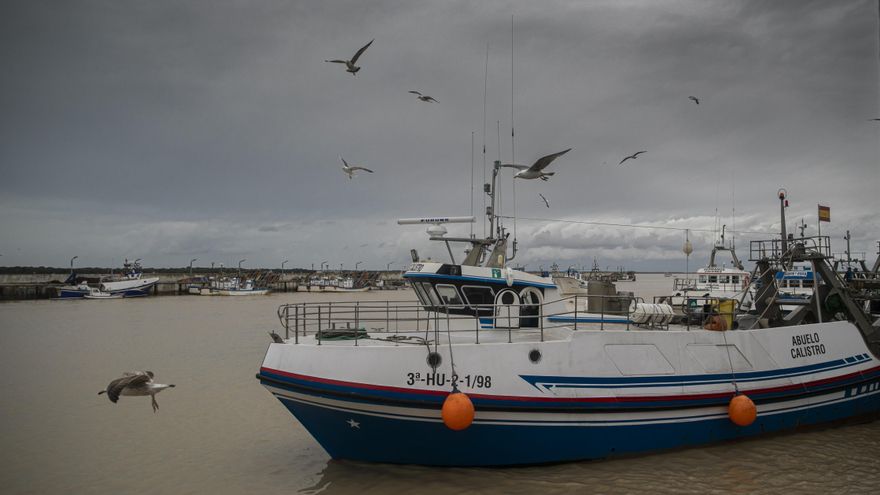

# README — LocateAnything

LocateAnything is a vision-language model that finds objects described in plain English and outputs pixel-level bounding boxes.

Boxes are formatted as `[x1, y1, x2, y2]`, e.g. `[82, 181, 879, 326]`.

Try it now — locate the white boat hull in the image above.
[259, 319, 880, 465]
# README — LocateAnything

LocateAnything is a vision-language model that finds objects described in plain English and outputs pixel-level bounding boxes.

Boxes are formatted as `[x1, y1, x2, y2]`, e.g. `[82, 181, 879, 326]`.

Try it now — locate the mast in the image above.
[778, 189, 789, 258]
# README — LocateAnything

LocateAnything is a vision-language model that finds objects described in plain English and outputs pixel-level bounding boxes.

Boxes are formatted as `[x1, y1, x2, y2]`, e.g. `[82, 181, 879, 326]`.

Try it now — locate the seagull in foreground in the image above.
[408, 90, 438, 103]
[325, 39, 374, 75]
[688, 96, 700, 105]
[538, 193, 550, 208]
[619, 150, 647, 165]
[869, 118, 880, 121]
[98, 371, 175, 413]
[339, 155, 374, 179]
[500, 148, 572, 181]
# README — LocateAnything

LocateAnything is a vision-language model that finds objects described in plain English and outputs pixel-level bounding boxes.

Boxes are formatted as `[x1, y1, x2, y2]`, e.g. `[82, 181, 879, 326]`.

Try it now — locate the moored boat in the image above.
[55, 259, 158, 299]
[198, 276, 269, 296]
[257, 183, 880, 466]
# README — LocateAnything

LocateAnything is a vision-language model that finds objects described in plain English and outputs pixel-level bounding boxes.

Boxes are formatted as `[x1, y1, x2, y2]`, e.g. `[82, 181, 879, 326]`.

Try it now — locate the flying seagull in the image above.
[408, 90, 438, 103]
[869, 118, 880, 121]
[619, 150, 647, 165]
[98, 371, 175, 413]
[325, 39, 374, 75]
[538, 193, 550, 208]
[688, 96, 700, 105]
[339, 155, 374, 179]
[500, 148, 572, 181]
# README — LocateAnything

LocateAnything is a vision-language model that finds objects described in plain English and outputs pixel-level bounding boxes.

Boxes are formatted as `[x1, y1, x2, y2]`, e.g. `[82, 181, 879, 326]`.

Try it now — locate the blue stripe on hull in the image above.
[274, 384, 880, 466]
[261, 363, 880, 410]
[113, 288, 152, 297]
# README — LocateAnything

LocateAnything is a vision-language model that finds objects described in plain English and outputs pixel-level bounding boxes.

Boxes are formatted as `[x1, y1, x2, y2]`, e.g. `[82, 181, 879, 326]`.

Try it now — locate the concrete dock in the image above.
[0, 270, 406, 300]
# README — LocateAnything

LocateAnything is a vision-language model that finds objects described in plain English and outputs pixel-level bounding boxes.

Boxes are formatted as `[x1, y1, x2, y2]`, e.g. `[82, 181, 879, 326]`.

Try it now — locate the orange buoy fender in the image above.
[442, 392, 475, 431]
[728, 394, 757, 426]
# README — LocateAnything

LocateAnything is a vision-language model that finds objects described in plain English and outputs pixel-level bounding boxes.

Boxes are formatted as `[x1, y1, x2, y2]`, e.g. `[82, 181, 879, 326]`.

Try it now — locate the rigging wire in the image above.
[721, 326, 740, 395]
[497, 215, 770, 235]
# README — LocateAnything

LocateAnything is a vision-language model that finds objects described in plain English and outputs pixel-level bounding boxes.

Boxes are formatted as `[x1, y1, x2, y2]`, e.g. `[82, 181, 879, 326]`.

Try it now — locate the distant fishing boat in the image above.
[55, 259, 158, 299]
[195, 276, 269, 296]
[670, 234, 753, 312]
[302, 276, 371, 292]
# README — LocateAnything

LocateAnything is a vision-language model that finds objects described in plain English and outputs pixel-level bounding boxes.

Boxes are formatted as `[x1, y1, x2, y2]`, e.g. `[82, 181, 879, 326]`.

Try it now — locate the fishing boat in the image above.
[670, 232, 753, 310]
[55, 259, 158, 298]
[257, 181, 880, 466]
[771, 263, 817, 311]
[302, 275, 371, 292]
[197, 276, 269, 296]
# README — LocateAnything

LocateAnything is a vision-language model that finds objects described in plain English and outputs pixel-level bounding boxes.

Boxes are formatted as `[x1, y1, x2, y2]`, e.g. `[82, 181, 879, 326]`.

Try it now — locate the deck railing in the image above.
[749, 236, 832, 262]
[273, 293, 742, 345]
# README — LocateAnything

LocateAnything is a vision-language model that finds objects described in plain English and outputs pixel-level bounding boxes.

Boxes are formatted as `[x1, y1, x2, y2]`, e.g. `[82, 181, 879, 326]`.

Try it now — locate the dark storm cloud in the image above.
[0, 0, 877, 269]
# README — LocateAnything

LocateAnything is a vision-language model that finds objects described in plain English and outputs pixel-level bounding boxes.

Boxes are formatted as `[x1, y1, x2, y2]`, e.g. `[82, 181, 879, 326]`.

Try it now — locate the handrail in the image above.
[270, 292, 711, 345]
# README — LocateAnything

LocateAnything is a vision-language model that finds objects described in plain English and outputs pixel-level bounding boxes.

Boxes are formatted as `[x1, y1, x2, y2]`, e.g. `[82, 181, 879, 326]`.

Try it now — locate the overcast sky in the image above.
[1, 0, 878, 271]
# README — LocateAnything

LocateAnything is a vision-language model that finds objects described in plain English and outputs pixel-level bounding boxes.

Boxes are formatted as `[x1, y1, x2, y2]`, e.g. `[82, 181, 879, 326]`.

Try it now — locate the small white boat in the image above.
[83, 289, 124, 300]
[305, 276, 370, 292]
[199, 276, 269, 296]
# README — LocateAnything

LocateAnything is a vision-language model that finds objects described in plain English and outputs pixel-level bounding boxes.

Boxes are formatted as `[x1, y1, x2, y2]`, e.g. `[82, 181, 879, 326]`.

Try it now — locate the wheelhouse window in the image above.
[802, 279, 814, 288]
[461, 285, 495, 310]
[699, 275, 707, 283]
[731, 276, 740, 284]
[419, 282, 442, 307]
[435, 284, 464, 307]
[708, 275, 718, 283]
[411, 281, 430, 306]
[719, 275, 730, 284]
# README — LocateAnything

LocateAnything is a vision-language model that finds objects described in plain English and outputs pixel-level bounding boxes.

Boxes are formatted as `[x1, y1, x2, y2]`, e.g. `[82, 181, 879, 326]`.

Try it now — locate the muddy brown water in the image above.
[1, 275, 878, 494]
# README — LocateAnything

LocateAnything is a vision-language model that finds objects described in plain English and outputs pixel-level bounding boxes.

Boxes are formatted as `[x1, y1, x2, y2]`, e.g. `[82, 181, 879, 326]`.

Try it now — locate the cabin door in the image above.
[494, 289, 520, 329]
[519, 287, 543, 328]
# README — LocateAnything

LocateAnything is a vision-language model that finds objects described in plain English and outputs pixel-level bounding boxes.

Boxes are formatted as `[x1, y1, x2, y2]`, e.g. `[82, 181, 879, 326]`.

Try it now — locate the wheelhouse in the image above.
[404, 262, 553, 328]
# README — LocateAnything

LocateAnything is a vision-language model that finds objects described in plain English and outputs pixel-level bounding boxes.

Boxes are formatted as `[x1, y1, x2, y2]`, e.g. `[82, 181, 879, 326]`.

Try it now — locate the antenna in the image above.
[497, 120, 502, 237]
[470, 131, 475, 238]
[510, 15, 517, 258]
[731, 169, 736, 249]
[511, 14, 515, 166]
[482, 43, 489, 238]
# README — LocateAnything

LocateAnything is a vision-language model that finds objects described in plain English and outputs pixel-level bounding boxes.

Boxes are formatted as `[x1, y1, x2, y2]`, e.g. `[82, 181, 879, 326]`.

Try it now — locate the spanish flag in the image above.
[818, 204, 831, 222]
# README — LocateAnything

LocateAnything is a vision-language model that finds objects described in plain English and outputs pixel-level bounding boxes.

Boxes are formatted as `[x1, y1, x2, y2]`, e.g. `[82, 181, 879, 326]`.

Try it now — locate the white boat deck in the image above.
[273, 321, 734, 347]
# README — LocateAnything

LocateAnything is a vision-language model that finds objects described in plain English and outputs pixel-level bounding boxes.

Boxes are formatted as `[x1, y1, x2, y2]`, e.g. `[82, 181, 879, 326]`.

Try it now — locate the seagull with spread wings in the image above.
[408, 90, 438, 103]
[538, 193, 550, 208]
[500, 148, 572, 181]
[325, 39, 374, 75]
[619, 150, 647, 165]
[688, 96, 700, 105]
[98, 371, 175, 413]
[339, 155, 374, 179]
